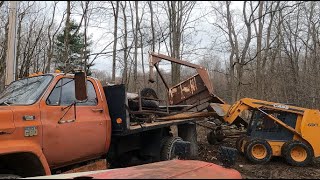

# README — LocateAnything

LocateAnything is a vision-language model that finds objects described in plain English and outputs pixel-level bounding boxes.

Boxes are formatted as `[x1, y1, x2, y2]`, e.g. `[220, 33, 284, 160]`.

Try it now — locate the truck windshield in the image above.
[0, 75, 53, 105]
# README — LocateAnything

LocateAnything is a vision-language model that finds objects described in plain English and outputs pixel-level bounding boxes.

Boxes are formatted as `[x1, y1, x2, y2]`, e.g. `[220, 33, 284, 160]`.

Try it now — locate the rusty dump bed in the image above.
[104, 53, 227, 136]
[148, 52, 225, 112]
[26, 160, 242, 179]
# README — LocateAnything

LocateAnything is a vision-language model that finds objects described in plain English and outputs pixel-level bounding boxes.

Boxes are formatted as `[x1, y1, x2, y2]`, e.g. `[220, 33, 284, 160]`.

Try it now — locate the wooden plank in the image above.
[156, 111, 217, 121]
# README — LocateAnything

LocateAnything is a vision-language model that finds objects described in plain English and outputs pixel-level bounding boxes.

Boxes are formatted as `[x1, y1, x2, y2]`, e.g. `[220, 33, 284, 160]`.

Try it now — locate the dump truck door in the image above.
[11, 105, 42, 146]
[0, 107, 15, 134]
[40, 77, 107, 168]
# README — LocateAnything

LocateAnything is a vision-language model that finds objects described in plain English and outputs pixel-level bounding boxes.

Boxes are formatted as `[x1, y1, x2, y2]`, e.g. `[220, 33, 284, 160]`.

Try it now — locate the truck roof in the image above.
[28, 73, 100, 82]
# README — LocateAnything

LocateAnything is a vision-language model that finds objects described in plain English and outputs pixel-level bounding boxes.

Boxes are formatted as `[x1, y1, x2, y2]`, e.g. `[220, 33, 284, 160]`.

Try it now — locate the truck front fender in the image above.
[0, 140, 51, 176]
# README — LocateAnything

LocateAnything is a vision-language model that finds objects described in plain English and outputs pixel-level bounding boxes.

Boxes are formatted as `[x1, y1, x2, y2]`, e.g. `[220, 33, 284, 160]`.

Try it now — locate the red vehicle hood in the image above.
[26, 159, 242, 179]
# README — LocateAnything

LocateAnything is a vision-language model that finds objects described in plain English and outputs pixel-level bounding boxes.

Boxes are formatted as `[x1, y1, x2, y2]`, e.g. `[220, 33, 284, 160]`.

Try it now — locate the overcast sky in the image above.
[52, 1, 243, 74]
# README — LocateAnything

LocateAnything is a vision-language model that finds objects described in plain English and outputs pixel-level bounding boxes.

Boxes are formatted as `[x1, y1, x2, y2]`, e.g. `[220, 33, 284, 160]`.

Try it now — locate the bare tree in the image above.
[63, 1, 71, 71]
[120, 1, 128, 86]
[133, 1, 139, 92]
[165, 1, 196, 85]
[0, 1, 4, 8]
[45, 1, 65, 73]
[111, 1, 119, 83]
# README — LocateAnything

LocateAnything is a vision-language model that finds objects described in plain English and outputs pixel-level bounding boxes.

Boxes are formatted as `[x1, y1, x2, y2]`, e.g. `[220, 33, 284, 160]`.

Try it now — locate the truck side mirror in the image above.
[74, 71, 88, 101]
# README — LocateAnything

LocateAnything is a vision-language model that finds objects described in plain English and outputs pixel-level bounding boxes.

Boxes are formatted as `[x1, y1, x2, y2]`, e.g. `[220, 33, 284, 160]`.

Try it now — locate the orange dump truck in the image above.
[0, 70, 233, 179]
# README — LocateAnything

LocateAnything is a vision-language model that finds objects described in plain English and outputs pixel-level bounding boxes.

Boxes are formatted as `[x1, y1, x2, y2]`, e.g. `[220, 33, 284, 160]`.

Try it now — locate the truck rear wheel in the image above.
[244, 138, 272, 164]
[160, 136, 183, 161]
[282, 141, 313, 167]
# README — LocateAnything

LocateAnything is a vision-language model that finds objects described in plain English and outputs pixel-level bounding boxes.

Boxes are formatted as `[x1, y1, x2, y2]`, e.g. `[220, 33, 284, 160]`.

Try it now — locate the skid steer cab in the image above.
[210, 98, 320, 167]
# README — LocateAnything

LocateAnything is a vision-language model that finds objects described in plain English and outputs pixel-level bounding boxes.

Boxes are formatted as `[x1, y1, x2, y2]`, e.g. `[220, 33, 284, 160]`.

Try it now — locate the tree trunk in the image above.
[121, 1, 128, 88]
[0, 21, 9, 91]
[133, 1, 139, 92]
[226, 1, 236, 103]
[63, 1, 71, 72]
[255, 1, 264, 99]
[111, 1, 119, 83]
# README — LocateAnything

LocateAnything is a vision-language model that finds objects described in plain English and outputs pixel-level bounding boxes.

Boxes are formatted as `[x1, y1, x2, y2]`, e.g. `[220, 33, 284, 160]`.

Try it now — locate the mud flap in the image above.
[174, 140, 191, 159]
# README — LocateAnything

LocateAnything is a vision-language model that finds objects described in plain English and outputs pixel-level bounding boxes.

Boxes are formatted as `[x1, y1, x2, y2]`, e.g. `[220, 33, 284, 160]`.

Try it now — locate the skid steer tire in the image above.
[282, 141, 314, 167]
[244, 138, 272, 164]
[235, 134, 247, 154]
[160, 136, 183, 161]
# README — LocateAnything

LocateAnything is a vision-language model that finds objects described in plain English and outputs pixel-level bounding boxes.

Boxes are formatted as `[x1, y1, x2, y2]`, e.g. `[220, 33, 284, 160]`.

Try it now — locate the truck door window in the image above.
[60, 78, 76, 105]
[46, 78, 97, 106]
[46, 80, 62, 105]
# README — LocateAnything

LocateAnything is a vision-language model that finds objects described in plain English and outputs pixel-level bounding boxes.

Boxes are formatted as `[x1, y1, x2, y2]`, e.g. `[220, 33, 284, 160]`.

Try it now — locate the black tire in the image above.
[235, 134, 247, 154]
[281, 141, 291, 157]
[141, 99, 159, 108]
[282, 141, 314, 167]
[128, 99, 159, 111]
[141, 88, 158, 99]
[207, 128, 224, 145]
[207, 131, 217, 145]
[160, 136, 183, 161]
[128, 99, 138, 111]
[0, 174, 21, 179]
[244, 138, 272, 164]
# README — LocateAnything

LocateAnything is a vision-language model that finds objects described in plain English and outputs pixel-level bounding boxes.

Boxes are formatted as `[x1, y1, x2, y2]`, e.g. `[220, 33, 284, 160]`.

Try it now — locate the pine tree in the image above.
[53, 20, 93, 75]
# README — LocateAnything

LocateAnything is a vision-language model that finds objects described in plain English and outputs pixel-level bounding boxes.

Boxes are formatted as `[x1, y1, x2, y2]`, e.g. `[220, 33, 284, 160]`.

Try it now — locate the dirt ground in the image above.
[65, 123, 320, 179]
[196, 124, 320, 179]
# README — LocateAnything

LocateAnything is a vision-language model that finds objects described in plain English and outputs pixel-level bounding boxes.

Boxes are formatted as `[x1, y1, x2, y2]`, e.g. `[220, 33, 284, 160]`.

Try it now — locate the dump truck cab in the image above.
[0, 73, 111, 178]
